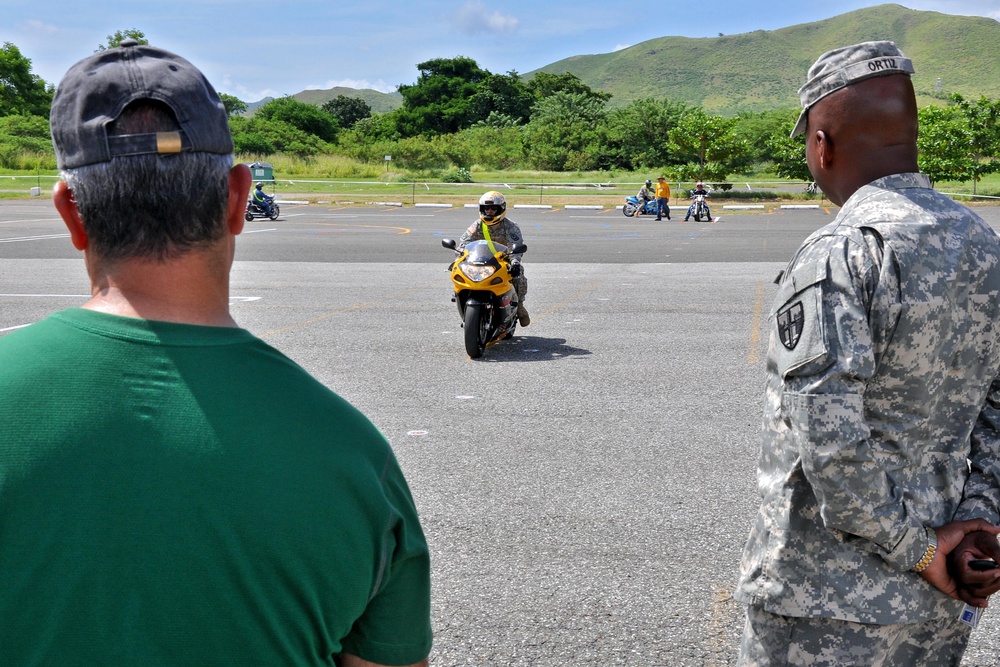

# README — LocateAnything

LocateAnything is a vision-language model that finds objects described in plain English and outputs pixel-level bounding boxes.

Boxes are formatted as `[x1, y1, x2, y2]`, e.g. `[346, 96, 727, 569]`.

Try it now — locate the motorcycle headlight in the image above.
[459, 262, 497, 282]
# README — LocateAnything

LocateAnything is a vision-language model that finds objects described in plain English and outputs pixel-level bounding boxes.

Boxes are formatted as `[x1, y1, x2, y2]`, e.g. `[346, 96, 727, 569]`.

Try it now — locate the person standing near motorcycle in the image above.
[634, 179, 654, 217]
[252, 181, 274, 216]
[655, 175, 671, 221]
[459, 190, 529, 327]
[683, 181, 712, 222]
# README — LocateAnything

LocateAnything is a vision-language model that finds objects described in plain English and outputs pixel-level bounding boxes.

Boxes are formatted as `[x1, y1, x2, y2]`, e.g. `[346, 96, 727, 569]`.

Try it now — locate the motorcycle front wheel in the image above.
[622, 203, 636, 217]
[464, 302, 488, 359]
[269, 204, 280, 221]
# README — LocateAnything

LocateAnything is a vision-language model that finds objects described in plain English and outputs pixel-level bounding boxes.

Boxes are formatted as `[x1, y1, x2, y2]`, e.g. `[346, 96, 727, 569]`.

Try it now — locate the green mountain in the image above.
[529, 4, 1000, 112]
[248, 88, 402, 114]
[291, 87, 402, 113]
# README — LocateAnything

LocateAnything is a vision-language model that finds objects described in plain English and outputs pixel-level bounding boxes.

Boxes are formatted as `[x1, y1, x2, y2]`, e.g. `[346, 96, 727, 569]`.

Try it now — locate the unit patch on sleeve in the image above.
[777, 301, 805, 350]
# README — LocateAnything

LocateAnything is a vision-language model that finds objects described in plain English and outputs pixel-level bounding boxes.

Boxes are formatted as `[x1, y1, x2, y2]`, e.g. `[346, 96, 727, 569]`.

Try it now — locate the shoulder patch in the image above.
[777, 302, 805, 350]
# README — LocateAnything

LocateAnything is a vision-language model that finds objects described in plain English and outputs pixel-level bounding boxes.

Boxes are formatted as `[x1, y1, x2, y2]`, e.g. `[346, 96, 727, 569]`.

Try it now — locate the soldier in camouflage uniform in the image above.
[459, 190, 529, 326]
[735, 41, 1000, 666]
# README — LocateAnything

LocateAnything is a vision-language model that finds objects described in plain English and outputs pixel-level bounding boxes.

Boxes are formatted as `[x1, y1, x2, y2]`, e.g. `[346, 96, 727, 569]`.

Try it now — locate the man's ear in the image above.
[53, 181, 88, 251]
[814, 129, 833, 170]
[226, 162, 252, 235]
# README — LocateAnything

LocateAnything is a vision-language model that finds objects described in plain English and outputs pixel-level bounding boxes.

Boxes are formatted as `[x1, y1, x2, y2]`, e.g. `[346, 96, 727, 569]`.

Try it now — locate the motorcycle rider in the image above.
[683, 181, 712, 222]
[634, 179, 653, 217]
[251, 182, 274, 216]
[459, 191, 529, 327]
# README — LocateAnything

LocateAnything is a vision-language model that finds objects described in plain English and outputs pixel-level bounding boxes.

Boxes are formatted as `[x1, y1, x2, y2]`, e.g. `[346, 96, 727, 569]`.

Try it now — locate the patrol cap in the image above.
[791, 40, 914, 138]
[50, 39, 233, 169]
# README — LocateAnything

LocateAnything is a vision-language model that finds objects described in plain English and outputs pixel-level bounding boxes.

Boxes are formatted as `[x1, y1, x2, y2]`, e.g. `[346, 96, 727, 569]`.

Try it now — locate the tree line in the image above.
[2, 42, 999, 190]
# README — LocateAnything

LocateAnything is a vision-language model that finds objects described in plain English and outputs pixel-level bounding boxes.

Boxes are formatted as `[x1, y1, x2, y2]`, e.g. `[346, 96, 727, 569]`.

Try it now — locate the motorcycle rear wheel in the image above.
[464, 303, 488, 359]
[244, 211, 254, 222]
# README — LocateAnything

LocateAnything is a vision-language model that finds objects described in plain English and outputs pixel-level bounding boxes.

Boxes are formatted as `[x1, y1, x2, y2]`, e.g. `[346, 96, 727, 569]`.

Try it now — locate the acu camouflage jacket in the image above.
[736, 173, 1000, 624]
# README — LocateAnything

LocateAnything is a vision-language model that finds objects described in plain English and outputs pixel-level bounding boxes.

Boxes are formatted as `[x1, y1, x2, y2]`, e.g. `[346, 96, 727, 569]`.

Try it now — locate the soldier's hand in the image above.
[919, 520, 1000, 604]
[949, 530, 1000, 607]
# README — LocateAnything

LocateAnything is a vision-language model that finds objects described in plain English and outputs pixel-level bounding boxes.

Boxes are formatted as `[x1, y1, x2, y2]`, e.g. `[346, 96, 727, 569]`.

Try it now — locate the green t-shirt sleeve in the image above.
[340, 455, 432, 665]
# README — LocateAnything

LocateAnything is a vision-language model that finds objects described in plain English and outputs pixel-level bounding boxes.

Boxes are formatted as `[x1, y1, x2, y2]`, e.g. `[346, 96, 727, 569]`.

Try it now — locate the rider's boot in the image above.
[517, 303, 530, 327]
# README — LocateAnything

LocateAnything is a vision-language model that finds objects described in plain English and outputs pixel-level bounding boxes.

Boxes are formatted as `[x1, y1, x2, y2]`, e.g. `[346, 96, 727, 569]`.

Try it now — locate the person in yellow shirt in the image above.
[655, 176, 671, 221]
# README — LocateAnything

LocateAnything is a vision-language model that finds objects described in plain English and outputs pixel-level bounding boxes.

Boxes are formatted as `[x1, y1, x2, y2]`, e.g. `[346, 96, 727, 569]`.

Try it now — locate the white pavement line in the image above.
[780, 204, 821, 209]
[0, 293, 90, 298]
[414, 203, 453, 208]
[0, 233, 70, 243]
[245, 228, 277, 234]
[723, 205, 765, 210]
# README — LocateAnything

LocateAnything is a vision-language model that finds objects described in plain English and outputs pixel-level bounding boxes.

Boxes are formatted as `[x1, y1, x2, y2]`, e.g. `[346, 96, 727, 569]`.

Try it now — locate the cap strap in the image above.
[107, 130, 188, 158]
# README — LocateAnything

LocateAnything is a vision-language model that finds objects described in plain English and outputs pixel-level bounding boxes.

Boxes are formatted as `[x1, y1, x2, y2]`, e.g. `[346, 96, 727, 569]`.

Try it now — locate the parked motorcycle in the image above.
[622, 195, 658, 217]
[442, 238, 527, 359]
[689, 192, 710, 222]
[245, 199, 280, 221]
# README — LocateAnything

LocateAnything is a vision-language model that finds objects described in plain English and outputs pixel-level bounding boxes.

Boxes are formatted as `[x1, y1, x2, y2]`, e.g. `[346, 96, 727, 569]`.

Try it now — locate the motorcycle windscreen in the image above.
[465, 239, 507, 263]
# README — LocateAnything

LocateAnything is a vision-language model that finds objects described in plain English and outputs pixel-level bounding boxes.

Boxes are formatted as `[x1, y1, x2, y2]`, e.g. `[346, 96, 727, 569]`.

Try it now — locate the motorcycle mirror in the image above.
[441, 239, 457, 250]
[511, 243, 527, 254]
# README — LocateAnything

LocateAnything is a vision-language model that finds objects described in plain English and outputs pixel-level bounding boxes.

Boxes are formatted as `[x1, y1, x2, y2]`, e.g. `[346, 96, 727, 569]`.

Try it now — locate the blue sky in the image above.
[5, 1, 1000, 103]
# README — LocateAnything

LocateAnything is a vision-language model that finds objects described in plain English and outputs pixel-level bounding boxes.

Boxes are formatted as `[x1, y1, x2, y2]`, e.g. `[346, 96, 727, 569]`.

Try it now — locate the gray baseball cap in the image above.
[791, 40, 914, 138]
[50, 39, 233, 170]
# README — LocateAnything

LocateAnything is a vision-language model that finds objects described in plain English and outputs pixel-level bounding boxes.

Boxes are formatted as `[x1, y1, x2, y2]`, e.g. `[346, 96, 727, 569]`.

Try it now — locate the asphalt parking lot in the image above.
[4, 199, 1000, 666]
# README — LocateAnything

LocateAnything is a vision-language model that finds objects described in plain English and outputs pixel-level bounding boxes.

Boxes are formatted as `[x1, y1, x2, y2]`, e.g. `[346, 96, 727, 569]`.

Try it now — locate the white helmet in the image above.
[479, 191, 507, 226]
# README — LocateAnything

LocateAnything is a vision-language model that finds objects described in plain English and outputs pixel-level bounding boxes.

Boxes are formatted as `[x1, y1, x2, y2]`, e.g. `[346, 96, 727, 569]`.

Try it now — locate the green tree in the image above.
[96, 29, 148, 51]
[219, 93, 248, 117]
[229, 115, 330, 158]
[321, 95, 371, 129]
[469, 71, 534, 125]
[734, 109, 798, 166]
[949, 94, 1000, 194]
[667, 108, 750, 182]
[0, 43, 53, 117]
[524, 72, 611, 105]
[917, 104, 973, 185]
[395, 56, 489, 136]
[761, 109, 812, 183]
[599, 98, 688, 170]
[523, 91, 607, 171]
[254, 96, 338, 143]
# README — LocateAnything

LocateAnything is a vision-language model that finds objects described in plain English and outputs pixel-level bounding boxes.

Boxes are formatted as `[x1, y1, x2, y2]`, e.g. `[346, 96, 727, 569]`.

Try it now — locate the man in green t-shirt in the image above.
[0, 40, 431, 666]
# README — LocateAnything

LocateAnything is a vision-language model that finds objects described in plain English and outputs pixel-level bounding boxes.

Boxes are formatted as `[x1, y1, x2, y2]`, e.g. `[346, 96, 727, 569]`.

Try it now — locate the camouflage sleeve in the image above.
[458, 221, 481, 249]
[505, 220, 524, 262]
[774, 232, 926, 571]
[956, 374, 1000, 524]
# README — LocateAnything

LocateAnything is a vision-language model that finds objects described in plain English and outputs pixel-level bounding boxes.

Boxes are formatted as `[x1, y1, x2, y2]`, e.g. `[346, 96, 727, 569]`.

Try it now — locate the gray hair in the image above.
[61, 100, 233, 262]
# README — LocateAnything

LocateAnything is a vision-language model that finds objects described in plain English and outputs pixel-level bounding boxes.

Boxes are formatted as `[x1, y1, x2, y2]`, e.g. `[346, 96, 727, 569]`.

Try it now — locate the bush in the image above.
[442, 167, 474, 183]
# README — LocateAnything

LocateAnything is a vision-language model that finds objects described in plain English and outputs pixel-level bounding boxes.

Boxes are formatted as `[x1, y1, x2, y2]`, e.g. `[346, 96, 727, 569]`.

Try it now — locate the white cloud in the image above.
[613, 43, 631, 51]
[22, 19, 60, 34]
[454, 0, 520, 34]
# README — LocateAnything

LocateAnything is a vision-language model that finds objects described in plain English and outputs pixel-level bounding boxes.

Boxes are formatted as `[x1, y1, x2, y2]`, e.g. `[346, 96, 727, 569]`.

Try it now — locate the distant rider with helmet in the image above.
[684, 181, 712, 222]
[251, 182, 274, 217]
[634, 179, 654, 217]
[459, 191, 529, 327]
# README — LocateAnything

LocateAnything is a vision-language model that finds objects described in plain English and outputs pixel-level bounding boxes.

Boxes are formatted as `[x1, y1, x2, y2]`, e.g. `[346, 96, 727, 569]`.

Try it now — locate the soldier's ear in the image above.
[814, 130, 833, 170]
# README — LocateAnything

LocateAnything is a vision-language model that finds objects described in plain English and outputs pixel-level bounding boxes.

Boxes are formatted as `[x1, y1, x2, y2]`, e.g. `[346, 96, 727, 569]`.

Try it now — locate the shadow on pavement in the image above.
[474, 335, 592, 362]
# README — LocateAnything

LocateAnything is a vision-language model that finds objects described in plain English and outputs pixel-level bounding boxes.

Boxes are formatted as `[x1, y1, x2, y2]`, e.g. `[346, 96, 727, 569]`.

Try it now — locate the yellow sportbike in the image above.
[442, 238, 527, 359]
